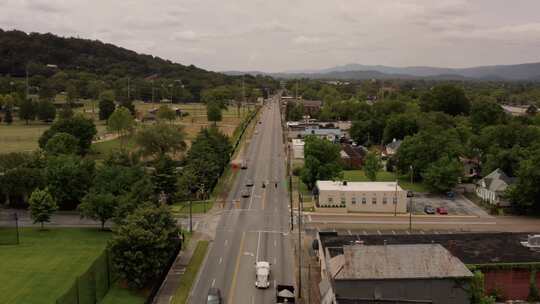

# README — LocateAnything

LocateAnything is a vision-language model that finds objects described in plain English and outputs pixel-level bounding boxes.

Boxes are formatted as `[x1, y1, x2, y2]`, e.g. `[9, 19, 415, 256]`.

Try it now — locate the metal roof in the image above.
[329, 244, 472, 280]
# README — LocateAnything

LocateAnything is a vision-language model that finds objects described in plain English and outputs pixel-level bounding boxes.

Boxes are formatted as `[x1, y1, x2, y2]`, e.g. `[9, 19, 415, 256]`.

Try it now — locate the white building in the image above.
[476, 168, 515, 207]
[292, 139, 305, 159]
[315, 180, 407, 213]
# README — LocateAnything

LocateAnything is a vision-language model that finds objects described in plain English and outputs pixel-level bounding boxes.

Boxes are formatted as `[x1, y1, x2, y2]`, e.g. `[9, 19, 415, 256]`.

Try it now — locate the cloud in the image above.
[171, 30, 200, 42]
[293, 35, 323, 45]
[24, 0, 66, 13]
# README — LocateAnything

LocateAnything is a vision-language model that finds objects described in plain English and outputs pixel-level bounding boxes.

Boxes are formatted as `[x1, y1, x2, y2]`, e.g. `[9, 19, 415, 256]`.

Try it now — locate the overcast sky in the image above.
[2, 0, 540, 72]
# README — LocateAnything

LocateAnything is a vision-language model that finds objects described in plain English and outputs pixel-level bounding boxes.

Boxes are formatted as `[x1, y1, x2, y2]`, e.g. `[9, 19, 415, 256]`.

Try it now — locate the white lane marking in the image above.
[211, 279, 216, 287]
[224, 239, 228, 246]
[274, 240, 277, 247]
[218, 257, 222, 264]
[256, 231, 261, 262]
[392, 230, 396, 235]
[406, 230, 411, 235]
[347, 230, 352, 235]
[273, 280, 276, 289]
[248, 186, 256, 210]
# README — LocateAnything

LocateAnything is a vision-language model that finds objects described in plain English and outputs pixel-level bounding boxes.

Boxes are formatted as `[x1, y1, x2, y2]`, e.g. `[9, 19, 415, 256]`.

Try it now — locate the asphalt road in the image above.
[190, 96, 294, 304]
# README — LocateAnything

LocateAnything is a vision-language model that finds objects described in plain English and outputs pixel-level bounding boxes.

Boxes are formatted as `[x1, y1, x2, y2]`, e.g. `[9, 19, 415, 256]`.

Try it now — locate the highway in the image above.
[190, 96, 294, 304]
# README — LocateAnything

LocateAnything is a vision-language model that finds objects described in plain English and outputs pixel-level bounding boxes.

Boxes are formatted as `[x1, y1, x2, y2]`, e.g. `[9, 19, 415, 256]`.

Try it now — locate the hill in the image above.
[0, 29, 275, 101]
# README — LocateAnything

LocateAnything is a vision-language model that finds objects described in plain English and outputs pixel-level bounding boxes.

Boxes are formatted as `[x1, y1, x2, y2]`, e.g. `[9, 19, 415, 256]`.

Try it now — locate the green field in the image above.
[99, 283, 145, 304]
[0, 228, 111, 304]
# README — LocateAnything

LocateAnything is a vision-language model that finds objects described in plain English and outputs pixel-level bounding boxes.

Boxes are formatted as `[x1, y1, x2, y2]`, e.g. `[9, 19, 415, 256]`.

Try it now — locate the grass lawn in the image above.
[99, 283, 145, 304]
[171, 201, 214, 216]
[343, 170, 430, 193]
[171, 241, 209, 304]
[0, 120, 107, 154]
[0, 228, 111, 304]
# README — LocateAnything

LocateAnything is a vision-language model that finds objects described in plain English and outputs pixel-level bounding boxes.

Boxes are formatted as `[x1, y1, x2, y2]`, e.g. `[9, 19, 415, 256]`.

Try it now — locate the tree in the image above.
[4, 107, 13, 124]
[39, 115, 97, 155]
[99, 90, 116, 120]
[66, 84, 78, 103]
[363, 152, 383, 181]
[107, 106, 134, 148]
[109, 204, 178, 288]
[421, 85, 470, 116]
[28, 188, 58, 229]
[156, 105, 176, 122]
[119, 99, 136, 116]
[19, 98, 35, 124]
[135, 123, 186, 159]
[58, 104, 74, 120]
[44, 132, 79, 155]
[45, 155, 95, 210]
[36, 100, 56, 122]
[79, 191, 116, 230]
[470, 99, 506, 131]
[507, 148, 540, 214]
[207, 101, 222, 125]
[422, 156, 463, 193]
[301, 136, 342, 189]
[383, 113, 419, 143]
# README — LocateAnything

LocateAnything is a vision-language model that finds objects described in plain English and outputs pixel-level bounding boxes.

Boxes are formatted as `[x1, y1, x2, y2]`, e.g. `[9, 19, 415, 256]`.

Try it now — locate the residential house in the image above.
[341, 144, 367, 169]
[315, 181, 407, 213]
[384, 138, 402, 157]
[475, 168, 515, 206]
[317, 239, 472, 304]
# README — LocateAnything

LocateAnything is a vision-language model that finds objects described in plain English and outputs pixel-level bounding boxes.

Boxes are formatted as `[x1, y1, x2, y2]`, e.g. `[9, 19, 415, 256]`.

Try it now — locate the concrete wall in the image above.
[334, 278, 470, 304]
[317, 189, 407, 213]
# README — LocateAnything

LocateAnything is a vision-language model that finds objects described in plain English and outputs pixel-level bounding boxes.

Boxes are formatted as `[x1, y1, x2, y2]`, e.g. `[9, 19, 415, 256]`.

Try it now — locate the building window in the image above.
[351, 197, 356, 205]
[383, 197, 388, 205]
[372, 197, 377, 204]
[393, 197, 397, 204]
[362, 197, 367, 204]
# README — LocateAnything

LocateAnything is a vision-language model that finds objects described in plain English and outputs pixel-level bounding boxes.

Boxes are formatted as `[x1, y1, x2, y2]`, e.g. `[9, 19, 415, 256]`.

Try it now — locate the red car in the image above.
[436, 207, 448, 215]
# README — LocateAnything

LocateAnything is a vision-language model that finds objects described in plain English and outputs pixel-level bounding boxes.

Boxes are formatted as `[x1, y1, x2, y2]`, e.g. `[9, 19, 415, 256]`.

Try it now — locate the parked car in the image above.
[241, 189, 250, 198]
[424, 205, 435, 214]
[245, 179, 254, 187]
[207, 288, 222, 304]
[255, 261, 271, 288]
[436, 207, 448, 215]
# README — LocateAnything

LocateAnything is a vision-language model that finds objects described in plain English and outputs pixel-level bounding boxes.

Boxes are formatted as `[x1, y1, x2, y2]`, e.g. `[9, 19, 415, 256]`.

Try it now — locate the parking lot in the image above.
[410, 192, 491, 218]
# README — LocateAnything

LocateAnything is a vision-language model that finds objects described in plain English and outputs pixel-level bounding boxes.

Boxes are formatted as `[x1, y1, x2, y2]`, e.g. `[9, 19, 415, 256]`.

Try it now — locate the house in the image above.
[315, 181, 407, 213]
[317, 238, 472, 304]
[300, 99, 322, 116]
[384, 138, 402, 157]
[476, 168, 515, 206]
[501, 104, 538, 117]
[318, 232, 540, 302]
[291, 139, 304, 159]
[459, 156, 481, 179]
[341, 144, 367, 169]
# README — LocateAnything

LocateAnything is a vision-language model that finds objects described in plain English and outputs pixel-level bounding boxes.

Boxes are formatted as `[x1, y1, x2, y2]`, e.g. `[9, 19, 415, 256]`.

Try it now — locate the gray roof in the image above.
[329, 244, 472, 280]
[386, 140, 402, 150]
[478, 168, 515, 193]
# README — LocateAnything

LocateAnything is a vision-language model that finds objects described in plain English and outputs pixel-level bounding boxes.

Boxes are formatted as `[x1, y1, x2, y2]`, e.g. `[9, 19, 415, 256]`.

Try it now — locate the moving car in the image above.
[245, 179, 254, 187]
[207, 288, 221, 304]
[255, 261, 271, 288]
[276, 284, 295, 303]
[436, 207, 448, 215]
[424, 205, 435, 214]
[241, 160, 248, 169]
[241, 189, 250, 198]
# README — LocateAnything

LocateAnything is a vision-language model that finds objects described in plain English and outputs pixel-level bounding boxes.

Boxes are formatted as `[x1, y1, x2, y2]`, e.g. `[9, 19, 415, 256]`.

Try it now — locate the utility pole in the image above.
[152, 80, 155, 103]
[127, 77, 130, 101]
[189, 200, 193, 233]
[409, 196, 413, 232]
[298, 192, 303, 300]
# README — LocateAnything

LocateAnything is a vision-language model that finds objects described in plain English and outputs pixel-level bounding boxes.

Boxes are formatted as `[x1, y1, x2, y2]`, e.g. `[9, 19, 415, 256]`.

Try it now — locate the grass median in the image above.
[172, 241, 209, 304]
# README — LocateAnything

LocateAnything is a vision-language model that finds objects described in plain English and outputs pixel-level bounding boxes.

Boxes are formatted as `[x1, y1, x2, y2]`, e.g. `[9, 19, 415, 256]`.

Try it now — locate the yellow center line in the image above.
[227, 231, 246, 304]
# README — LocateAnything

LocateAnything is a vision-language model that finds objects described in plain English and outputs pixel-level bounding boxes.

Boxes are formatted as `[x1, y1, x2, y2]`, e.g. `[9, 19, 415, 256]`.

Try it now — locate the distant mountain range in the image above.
[224, 62, 540, 81]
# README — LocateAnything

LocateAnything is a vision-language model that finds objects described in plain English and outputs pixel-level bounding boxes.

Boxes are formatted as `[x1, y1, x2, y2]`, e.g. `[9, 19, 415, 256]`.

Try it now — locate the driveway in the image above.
[411, 192, 491, 218]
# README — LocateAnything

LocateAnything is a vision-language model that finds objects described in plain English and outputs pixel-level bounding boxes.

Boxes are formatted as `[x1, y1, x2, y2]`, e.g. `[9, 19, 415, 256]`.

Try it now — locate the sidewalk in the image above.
[153, 232, 203, 304]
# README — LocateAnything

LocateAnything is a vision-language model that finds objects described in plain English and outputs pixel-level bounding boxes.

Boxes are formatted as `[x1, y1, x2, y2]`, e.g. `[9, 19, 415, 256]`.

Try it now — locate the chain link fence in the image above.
[56, 250, 116, 304]
[0, 212, 19, 245]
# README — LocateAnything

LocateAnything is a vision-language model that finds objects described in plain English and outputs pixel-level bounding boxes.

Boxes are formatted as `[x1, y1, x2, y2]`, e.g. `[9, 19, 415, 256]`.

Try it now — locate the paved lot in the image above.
[411, 192, 491, 217]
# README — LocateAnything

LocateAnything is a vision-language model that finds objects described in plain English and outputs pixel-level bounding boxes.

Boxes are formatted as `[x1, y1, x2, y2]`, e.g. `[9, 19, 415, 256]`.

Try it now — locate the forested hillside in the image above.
[0, 29, 276, 102]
